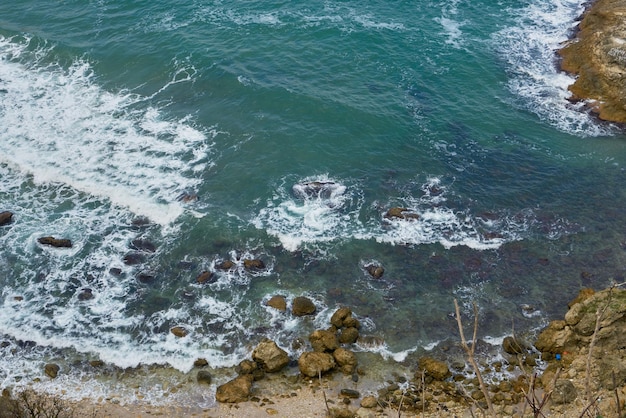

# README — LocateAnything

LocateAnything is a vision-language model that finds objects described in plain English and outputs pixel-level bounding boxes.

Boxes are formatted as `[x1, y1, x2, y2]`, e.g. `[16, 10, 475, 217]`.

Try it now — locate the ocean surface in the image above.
[2, 0, 626, 406]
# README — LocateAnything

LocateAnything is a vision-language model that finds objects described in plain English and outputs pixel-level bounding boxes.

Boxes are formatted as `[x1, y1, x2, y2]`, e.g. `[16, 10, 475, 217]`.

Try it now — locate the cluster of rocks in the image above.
[211, 306, 362, 404]
[559, 0, 626, 123]
[2, 210, 73, 248]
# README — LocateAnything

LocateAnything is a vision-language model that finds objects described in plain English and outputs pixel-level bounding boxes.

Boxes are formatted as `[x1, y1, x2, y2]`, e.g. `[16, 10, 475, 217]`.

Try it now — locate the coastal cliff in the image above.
[559, 0, 626, 123]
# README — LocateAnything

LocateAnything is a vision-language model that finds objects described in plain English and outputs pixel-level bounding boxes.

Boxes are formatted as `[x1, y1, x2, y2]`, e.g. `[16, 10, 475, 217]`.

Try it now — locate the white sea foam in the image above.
[0, 35, 212, 226]
[494, 0, 617, 136]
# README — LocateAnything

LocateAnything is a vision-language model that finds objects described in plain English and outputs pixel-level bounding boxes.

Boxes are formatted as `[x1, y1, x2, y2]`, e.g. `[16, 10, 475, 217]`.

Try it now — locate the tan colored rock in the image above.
[215, 375, 254, 403]
[419, 357, 451, 381]
[292, 296, 316, 316]
[309, 329, 339, 352]
[298, 351, 335, 377]
[170, 326, 188, 338]
[252, 339, 290, 373]
[266, 295, 287, 311]
[338, 327, 359, 344]
[44, 363, 60, 379]
[333, 347, 358, 374]
[330, 307, 352, 328]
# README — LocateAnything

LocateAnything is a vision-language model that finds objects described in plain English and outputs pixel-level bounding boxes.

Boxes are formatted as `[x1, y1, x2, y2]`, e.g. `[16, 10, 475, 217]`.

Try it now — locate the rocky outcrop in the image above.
[418, 356, 451, 381]
[292, 296, 316, 316]
[215, 374, 254, 403]
[0, 211, 13, 226]
[534, 287, 626, 392]
[266, 295, 287, 311]
[309, 329, 339, 353]
[298, 351, 336, 377]
[251, 339, 289, 373]
[384, 207, 419, 220]
[559, 0, 626, 123]
[38, 236, 72, 248]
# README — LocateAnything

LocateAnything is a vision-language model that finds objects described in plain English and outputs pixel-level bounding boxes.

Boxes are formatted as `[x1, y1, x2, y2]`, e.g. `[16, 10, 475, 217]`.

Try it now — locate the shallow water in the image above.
[1, 0, 626, 404]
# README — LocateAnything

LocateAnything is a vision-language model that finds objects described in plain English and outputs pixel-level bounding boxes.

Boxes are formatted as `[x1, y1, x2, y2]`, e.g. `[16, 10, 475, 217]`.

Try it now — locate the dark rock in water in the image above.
[130, 239, 157, 253]
[298, 351, 335, 377]
[77, 288, 94, 301]
[292, 296, 316, 316]
[293, 181, 339, 199]
[196, 271, 216, 285]
[216, 260, 235, 270]
[123, 252, 146, 265]
[136, 272, 156, 283]
[309, 329, 339, 353]
[365, 264, 384, 279]
[243, 259, 265, 270]
[266, 295, 287, 311]
[38, 236, 72, 248]
[131, 217, 151, 228]
[384, 207, 419, 220]
[252, 339, 290, 373]
[197, 370, 212, 385]
[194, 358, 208, 368]
[177, 192, 198, 203]
[0, 211, 13, 226]
[171, 326, 188, 338]
[215, 374, 254, 403]
[109, 267, 123, 277]
[89, 360, 104, 367]
[44, 363, 60, 379]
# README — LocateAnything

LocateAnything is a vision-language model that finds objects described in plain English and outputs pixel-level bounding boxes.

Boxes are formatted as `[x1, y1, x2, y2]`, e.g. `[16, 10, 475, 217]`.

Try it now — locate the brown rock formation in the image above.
[251, 339, 290, 373]
[215, 374, 254, 403]
[559, 0, 626, 122]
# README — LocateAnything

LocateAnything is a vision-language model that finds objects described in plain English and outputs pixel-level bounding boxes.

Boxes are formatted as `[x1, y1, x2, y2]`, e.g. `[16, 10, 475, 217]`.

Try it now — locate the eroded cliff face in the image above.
[559, 0, 626, 123]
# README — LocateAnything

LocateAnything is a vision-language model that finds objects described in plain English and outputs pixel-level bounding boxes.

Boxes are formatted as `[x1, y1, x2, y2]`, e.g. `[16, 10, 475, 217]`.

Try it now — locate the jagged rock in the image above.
[333, 348, 358, 374]
[38, 236, 72, 248]
[266, 295, 287, 311]
[123, 252, 146, 265]
[197, 370, 212, 385]
[252, 339, 290, 373]
[298, 351, 335, 377]
[384, 207, 419, 220]
[215, 374, 254, 403]
[130, 239, 156, 253]
[419, 357, 451, 381]
[331, 307, 352, 328]
[309, 329, 339, 353]
[551, 379, 577, 404]
[196, 271, 216, 285]
[44, 363, 60, 379]
[343, 316, 360, 329]
[236, 359, 265, 381]
[365, 264, 384, 279]
[170, 326, 188, 338]
[568, 288, 595, 308]
[215, 260, 235, 270]
[338, 327, 359, 344]
[292, 296, 316, 316]
[0, 211, 13, 226]
[243, 259, 265, 270]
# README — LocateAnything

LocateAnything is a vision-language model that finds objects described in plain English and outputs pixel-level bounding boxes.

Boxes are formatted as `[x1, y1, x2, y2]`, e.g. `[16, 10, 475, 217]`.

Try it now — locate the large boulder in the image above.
[333, 348, 358, 374]
[266, 295, 287, 311]
[292, 296, 316, 316]
[38, 236, 72, 248]
[309, 329, 339, 353]
[251, 339, 290, 373]
[0, 211, 13, 226]
[338, 327, 359, 344]
[298, 351, 335, 377]
[330, 307, 352, 328]
[215, 374, 254, 403]
[44, 363, 60, 379]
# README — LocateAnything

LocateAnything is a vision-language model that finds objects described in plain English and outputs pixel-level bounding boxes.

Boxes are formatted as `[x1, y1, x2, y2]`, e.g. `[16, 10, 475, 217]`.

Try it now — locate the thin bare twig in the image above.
[454, 299, 497, 418]
[614, 371, 623, 418]
[585, 287, 613, 402]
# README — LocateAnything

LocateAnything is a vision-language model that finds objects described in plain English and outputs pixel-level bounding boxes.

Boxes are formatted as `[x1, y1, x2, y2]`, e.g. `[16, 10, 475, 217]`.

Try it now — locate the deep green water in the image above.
[2, 0, 626, 402]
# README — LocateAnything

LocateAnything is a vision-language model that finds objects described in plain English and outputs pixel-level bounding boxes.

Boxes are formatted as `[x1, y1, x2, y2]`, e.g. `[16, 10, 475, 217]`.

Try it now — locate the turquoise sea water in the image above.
[2, 0, 626, 404]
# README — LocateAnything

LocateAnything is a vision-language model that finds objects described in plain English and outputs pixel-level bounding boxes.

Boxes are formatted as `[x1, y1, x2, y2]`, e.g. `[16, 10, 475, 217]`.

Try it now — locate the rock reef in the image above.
[559, 0, 626, 123]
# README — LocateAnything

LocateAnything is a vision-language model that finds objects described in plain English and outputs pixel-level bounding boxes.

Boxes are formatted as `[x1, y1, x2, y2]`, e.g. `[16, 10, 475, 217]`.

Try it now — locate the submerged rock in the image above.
[243, 259, 265, 270]
[384, 207, 419, 220]
[196, 271, 216, 285]
[0, 211, 13, 226]
[38, 236, 72, 248]
[365, 264, 384, 279]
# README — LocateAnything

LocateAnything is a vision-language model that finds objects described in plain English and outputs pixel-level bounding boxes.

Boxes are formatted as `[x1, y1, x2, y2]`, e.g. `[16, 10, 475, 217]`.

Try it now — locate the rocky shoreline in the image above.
[1, 285, 625, 417]
[559, 0, 626, 123]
